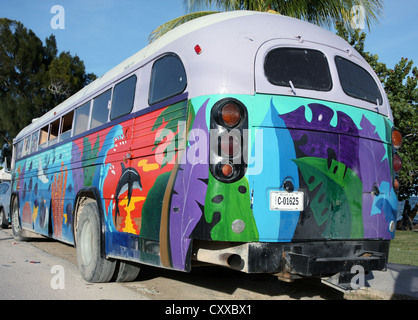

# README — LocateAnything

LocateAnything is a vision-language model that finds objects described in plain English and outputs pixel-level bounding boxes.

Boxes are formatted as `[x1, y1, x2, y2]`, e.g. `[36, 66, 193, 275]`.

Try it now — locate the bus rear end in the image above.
[189, 34, 400, 290]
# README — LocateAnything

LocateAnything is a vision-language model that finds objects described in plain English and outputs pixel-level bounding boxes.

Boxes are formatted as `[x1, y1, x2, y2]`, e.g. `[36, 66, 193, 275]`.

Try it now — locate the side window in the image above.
[149, 54, 187, 105]
[91, 90, 111, 129]
[264, 48, 332, 91]
[48, 118, 60, 146]
[60, 110, 74, 142]
[30, 131, 39, 153]
[73, 101, 91, 136]
[335, 56, 383, 105]
[111, 75, 136, 120]
[39, 125, 49, 149]
[16, 140, 23, 159]
[22, 137, 31, 157]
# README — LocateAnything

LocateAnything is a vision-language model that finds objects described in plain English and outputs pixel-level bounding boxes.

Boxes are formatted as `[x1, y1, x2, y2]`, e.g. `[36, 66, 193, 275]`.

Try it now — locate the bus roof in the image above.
[15, 11, 389, 141]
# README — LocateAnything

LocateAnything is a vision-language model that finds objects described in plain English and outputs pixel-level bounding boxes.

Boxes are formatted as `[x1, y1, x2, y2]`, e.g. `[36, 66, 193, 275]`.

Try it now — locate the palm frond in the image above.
[148, 11, 219, 43]
[149, 0, 384, 43]
[270, 0, 383, 31]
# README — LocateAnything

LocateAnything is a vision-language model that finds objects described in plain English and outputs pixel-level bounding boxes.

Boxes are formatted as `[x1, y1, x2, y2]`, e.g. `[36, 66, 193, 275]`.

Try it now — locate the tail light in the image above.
[220, 102, 242, 127]
[210, 99, 248, 183]
[393, 153, 402, 173]
[392, 130, 402, 149]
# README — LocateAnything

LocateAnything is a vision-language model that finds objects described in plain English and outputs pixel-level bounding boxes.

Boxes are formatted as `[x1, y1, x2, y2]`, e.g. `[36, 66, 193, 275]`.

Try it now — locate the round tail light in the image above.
[392, 130, 403, 149]
[393, 178, 400, 190]
[220, 133, 240, 157]
[221, 163, 234, 177]
[393, 153, 402, 173]
[220, 102, 241, 128]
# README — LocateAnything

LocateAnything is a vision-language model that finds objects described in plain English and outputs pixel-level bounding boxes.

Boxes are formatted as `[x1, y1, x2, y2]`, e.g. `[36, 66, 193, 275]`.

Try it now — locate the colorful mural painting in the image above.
[13, 92, 397, 272]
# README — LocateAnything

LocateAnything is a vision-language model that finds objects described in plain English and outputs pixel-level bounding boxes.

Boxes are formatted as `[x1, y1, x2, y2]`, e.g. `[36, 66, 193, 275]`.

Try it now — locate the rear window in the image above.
[335, 56, 382, 105]
[264, 48, 332, 91]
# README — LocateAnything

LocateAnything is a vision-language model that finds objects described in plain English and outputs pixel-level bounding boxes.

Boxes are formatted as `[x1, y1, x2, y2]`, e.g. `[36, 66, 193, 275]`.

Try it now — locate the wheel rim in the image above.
[0, 209, 3, 226]
[80, 219, 93, 267]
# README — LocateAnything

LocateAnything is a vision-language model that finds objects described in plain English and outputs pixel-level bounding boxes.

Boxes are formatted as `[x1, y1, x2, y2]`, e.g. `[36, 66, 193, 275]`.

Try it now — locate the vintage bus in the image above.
[11, 11, 402, 289]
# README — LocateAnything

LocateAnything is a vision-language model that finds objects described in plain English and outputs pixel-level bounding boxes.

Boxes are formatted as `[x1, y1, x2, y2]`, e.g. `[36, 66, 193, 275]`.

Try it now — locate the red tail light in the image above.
[220, 102, 242, 128]
[210, 98, 248, 183]
[392, 130, 402, 149]
[220, 133, 240, 157]
[393, 153, 402, 173]
[221, 163, 234, 177]
[393, 178, 400, 190]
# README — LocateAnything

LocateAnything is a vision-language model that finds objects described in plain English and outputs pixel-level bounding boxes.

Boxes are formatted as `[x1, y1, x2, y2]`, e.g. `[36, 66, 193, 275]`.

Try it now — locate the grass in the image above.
[388, 229, 418, 266]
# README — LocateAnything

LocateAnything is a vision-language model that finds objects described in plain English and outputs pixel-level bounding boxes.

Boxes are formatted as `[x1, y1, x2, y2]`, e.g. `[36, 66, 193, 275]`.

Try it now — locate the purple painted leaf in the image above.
[169, 99, 210, 270]
[280, 103, 361, 177]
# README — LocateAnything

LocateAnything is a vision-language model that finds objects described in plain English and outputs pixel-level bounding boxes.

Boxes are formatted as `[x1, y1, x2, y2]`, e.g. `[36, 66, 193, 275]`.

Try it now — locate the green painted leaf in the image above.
[293, 157, 363, 239]
[204, 174, 259, 242]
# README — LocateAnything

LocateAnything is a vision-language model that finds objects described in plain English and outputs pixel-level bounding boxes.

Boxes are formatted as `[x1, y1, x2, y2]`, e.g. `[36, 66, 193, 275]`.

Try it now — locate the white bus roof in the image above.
[15, 10, 390, 141]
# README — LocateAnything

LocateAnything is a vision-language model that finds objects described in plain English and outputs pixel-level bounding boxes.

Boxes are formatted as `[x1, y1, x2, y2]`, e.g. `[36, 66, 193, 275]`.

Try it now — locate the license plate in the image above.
[269, 191, 304, 211]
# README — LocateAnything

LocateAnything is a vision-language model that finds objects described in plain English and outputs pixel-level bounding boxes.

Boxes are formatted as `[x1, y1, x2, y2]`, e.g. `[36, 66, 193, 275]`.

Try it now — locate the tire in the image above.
[0, 208, 8, 229]
[11, 196, 29, 241]
[76, 202, 116, 283]
[114, 261, 141, 282]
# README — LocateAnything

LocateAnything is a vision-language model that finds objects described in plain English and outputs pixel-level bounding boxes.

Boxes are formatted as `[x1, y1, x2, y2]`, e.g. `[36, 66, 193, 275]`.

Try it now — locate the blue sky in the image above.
[1, 0, 417, 77]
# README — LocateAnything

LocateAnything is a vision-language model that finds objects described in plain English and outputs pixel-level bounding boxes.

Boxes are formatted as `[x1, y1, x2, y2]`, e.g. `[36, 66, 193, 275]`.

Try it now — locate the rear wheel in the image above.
[76, 202, 116, 283]
[114, 261, 141, 282]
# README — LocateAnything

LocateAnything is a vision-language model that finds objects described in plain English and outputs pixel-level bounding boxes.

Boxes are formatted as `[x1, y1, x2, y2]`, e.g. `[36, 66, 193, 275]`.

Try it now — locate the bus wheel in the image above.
[114, 261, 141, 282]
[11, 196, 29, 241]
[76, 202, 116, 283]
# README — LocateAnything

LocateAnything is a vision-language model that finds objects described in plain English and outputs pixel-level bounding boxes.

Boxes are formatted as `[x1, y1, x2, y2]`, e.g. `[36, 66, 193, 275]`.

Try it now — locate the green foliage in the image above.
[336, 24, 418, 199]
[0, 18, 96, 150]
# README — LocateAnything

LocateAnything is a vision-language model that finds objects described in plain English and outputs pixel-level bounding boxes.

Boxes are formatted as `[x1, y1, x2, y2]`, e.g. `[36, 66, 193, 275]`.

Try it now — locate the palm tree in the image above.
[149, 0, 383, 42]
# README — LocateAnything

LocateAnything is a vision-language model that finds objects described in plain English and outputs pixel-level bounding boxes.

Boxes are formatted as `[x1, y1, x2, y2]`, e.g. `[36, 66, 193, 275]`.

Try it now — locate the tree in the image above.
[336, 24, 418, 200]
[47, 51, 96, 105]
[149, 0, 384, 42]
[0, 18, 96, 163]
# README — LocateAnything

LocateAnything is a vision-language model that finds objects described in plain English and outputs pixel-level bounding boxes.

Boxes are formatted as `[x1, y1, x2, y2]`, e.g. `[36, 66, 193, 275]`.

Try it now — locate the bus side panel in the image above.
[102, 100, 189, 269]
[14, 141, 77, 243]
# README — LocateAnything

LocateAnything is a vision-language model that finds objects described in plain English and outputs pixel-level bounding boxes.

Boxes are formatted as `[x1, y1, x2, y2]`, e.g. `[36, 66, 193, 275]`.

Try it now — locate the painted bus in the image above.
[11, 11, 402, 288]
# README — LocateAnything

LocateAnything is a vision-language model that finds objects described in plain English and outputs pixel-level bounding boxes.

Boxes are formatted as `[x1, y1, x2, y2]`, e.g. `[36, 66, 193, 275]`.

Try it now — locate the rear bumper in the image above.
[192, 239, 389, 276]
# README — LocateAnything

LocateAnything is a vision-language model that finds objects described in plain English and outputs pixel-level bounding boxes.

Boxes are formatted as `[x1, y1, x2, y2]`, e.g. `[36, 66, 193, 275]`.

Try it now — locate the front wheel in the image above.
[76, 202, 116, 283]
[0, 208, 8, 229]
[11, 196, 29, 241]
